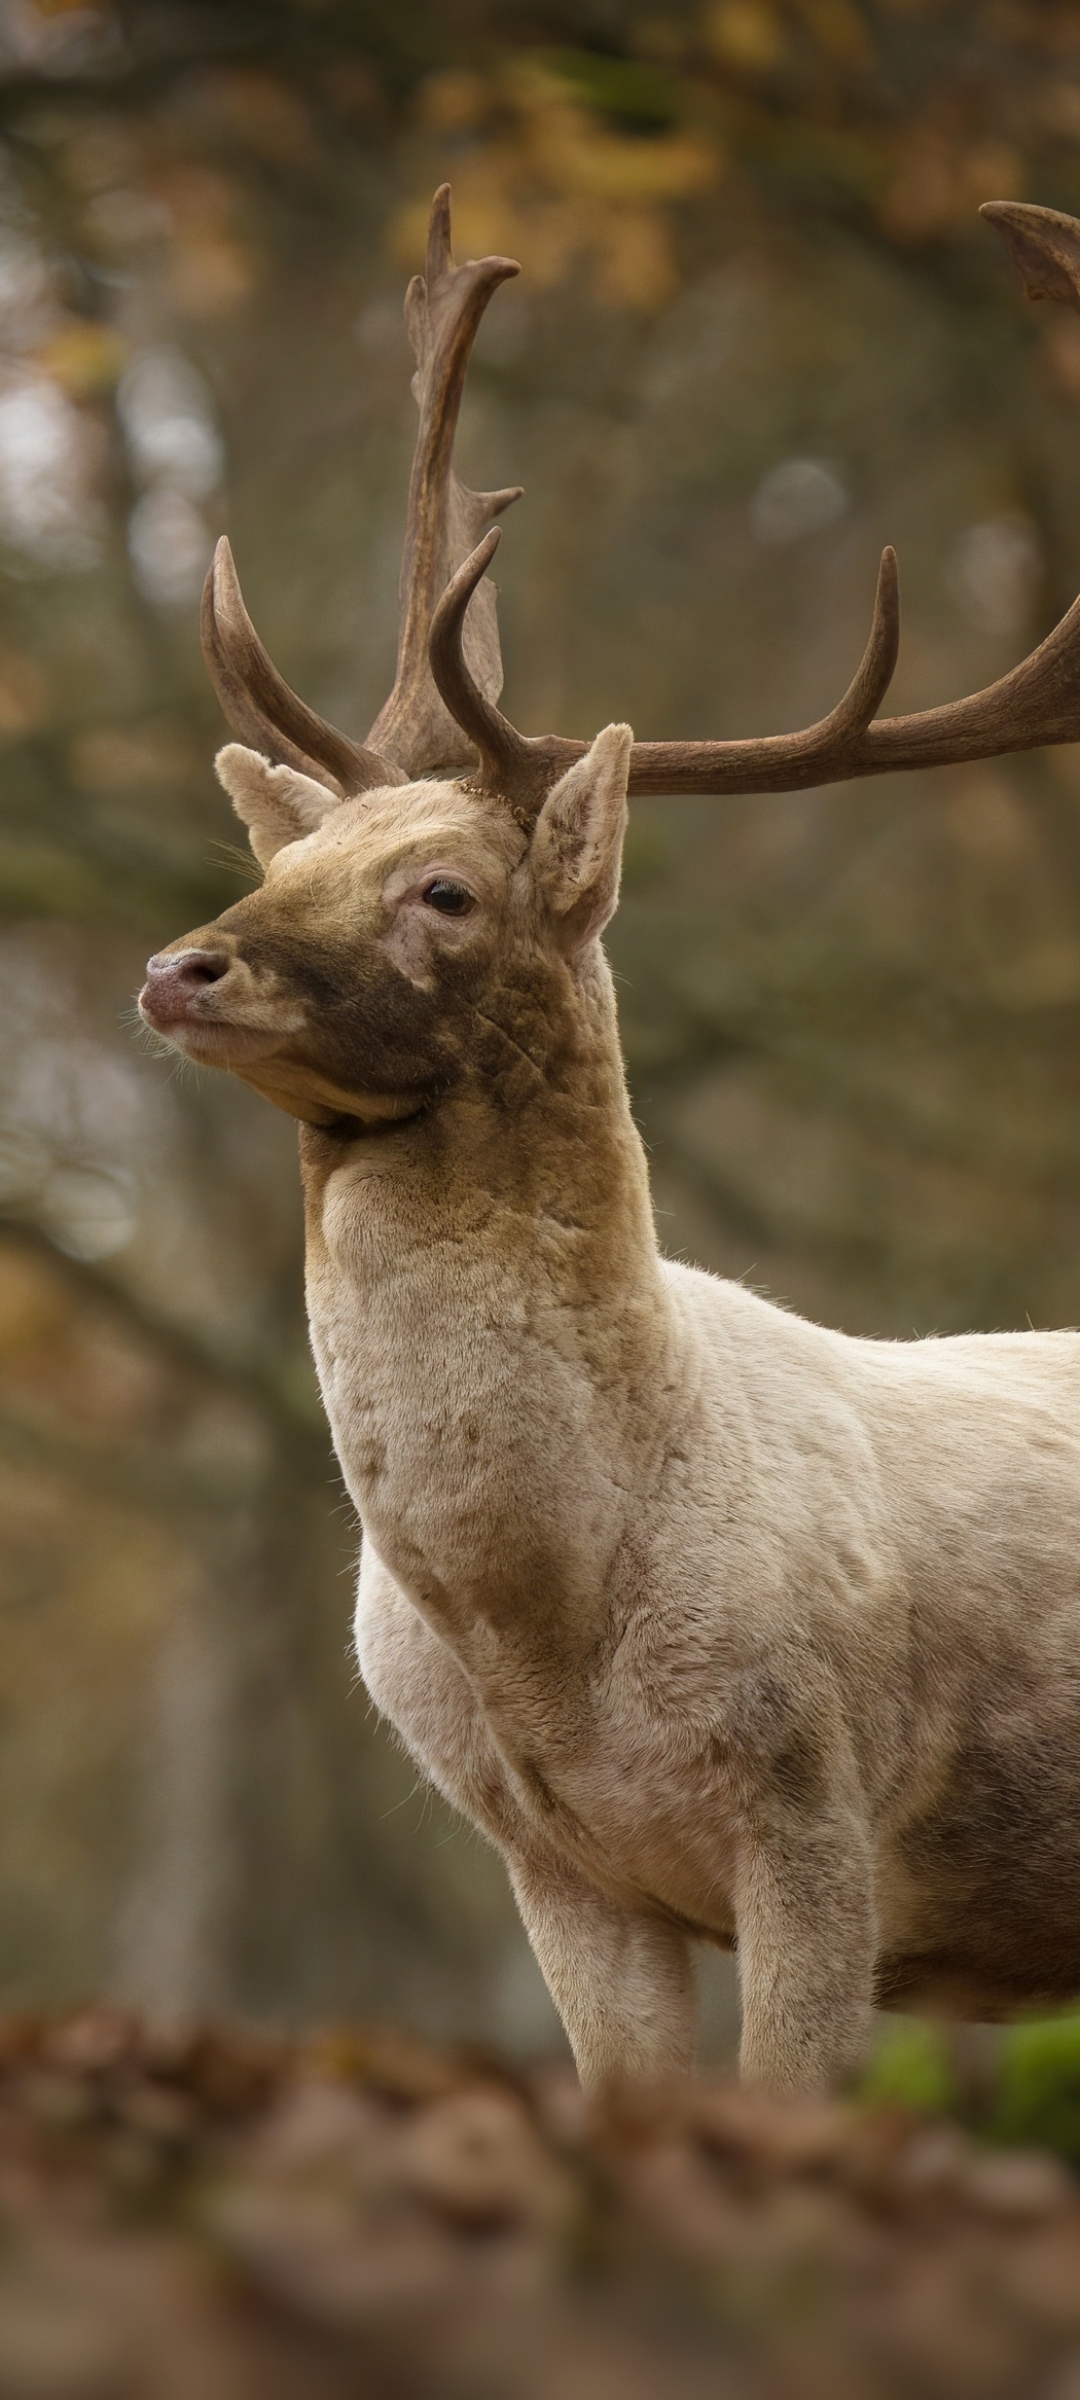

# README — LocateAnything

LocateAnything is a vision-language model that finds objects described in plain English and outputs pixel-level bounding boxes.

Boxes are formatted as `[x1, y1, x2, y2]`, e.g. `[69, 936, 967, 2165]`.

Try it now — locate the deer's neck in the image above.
[299, 959, 673, 1664]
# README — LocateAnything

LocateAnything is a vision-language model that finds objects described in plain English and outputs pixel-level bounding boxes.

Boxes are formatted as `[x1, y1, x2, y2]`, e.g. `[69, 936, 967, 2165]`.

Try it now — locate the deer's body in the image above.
[137, 188, 1080, 2091]
[293, 836, 1080, 2090]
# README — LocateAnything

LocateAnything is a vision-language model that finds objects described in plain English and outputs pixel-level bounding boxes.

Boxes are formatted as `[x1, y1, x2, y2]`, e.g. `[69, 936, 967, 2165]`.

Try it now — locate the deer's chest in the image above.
[353, 1539, 739, 1940]
[306, 1232, 637, 1654]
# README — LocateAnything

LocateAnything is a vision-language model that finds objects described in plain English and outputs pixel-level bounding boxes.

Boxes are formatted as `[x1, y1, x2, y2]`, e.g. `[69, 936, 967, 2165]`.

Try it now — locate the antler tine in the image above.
[365, 185, 523, 779]
[623, 545, 907, 794]
[823, 544, 900, 736]
[429, 530, 580, 807]
[621, 516, 1080, 793]
[430, 535, 903, 809]
[201, 538, 401, 796]
[853, 585, 1080, 778]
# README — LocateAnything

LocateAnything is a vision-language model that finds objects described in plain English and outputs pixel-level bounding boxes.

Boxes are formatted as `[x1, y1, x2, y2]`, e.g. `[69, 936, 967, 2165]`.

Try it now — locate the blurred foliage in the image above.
[5, 0, 1080, 2051]
[990, 2014, 1080, 2163]
[860, 2016, 960, 2116]
[2, 2011, 1080, 2397]
[861, 2010, 1080, 2171]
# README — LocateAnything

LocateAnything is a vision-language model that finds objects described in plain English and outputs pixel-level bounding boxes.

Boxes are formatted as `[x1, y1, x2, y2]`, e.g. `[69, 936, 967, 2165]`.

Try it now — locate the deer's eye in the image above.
[422, 878, 474, 916]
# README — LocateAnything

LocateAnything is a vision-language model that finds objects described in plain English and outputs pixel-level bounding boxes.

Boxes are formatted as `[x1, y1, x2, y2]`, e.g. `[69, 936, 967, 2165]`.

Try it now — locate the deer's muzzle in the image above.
[139, 947, 232, 1030]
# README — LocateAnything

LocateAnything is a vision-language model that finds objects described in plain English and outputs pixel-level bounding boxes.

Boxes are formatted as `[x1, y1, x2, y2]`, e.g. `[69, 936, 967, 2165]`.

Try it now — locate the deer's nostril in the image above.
[146, 948, 230, 987]
[183, 951, 229, 986]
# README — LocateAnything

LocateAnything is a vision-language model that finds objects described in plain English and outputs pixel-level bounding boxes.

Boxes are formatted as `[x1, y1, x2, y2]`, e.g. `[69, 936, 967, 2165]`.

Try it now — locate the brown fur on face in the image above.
[140, 770, 594, 1128]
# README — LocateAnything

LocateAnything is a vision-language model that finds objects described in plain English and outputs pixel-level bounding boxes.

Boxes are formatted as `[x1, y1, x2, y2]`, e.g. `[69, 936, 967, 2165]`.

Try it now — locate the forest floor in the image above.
[0, 2015, 1077, 2396]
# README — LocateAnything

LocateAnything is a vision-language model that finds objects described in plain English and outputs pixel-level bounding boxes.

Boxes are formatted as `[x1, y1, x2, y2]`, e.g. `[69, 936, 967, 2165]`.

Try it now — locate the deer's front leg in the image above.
[509, 1854, 697, 2089]
[734, 1794, 876, 2095]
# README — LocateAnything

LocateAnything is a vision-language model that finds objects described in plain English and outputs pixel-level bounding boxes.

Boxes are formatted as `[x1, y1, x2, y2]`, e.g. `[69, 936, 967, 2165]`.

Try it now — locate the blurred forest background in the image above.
[3, 0, 1080, 2059]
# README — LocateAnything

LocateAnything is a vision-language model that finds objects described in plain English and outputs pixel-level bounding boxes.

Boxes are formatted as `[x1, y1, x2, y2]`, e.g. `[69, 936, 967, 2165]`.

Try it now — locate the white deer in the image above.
[141, 190, 1080, 2093]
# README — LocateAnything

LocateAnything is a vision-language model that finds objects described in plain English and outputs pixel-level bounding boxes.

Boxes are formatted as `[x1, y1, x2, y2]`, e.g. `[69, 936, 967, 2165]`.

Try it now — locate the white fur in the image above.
[155, 732, 1080, 2094]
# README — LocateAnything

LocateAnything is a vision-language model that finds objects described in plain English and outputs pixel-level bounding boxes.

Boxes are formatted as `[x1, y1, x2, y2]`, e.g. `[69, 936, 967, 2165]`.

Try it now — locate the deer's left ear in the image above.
[215, 744, 342, 869]
[530, 723, 633, 950]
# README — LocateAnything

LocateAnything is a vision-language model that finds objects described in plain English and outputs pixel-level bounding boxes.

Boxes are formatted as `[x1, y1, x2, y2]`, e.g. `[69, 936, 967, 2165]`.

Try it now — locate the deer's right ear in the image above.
[214, 744, 341, 869]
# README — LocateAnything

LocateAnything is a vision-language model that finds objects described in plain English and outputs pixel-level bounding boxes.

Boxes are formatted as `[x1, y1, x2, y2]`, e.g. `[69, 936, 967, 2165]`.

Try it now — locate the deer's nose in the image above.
[146, 947, 229, 987]
[140, 948, 231, 1026]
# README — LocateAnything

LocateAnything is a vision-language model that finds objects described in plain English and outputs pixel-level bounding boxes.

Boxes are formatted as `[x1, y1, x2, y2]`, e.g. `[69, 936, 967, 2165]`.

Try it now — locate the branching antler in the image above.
[200, 187, 1080, 818]
[201, 185, 520, 792]
[431, 199, 1080, 808]
[365, 184, 522, 776]
[430, 534, 903, 808]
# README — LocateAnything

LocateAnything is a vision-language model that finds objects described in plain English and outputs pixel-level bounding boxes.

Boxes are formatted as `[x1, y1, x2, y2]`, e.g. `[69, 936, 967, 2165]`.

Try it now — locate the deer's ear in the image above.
[214, 744, 341, 869]
[530, 723, 633, 950]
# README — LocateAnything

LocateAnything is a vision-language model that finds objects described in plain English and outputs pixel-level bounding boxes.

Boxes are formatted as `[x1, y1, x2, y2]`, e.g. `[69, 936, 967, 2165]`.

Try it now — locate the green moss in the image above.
[986, 2015, 1080, 2165]
[857, 2013, 1080, 2168]
[857, 2020, 957, 2115]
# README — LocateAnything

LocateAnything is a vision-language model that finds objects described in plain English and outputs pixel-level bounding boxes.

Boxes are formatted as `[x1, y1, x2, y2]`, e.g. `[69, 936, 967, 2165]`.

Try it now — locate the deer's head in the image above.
[141, 188, 1080, 1130]
[138, 726, 633, 1130]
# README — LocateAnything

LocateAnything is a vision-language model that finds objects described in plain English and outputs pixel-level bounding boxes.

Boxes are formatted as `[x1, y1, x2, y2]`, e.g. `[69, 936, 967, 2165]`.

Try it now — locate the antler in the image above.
[201, 187, 1080, 815]
[201, 185, 521, 792]
[201, 537, 399, 797]
[431, 533, 903, 808]
[430, 200, 1080, 808]
[365, 183, 522, 776]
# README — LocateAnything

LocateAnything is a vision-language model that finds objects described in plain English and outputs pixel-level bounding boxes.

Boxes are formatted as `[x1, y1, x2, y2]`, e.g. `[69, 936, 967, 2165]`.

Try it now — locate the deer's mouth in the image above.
[138, 946, 301, 1065]
[142, 1012, 281, 1068]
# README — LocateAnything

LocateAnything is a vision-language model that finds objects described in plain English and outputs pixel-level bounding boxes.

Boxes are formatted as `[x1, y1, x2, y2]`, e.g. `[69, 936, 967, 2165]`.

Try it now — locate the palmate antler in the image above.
[202, 188, 1080, 815]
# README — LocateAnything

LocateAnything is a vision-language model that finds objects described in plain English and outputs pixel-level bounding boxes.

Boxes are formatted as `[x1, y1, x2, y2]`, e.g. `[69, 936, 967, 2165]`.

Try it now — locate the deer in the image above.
[139, 188, 1080, 2095]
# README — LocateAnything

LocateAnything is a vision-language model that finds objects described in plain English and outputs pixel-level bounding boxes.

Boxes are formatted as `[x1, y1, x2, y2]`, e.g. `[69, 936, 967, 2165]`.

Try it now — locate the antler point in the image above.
[427, 183, 454, 280]
[462, 528, 501, 580]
